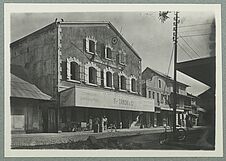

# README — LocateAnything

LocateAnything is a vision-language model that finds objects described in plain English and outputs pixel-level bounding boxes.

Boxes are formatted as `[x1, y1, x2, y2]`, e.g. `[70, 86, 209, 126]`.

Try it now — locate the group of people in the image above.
[89, 116, 109, 133]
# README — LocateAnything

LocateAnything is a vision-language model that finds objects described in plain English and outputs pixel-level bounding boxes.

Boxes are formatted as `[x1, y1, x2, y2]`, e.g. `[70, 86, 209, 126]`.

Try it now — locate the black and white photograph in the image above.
[4, 3, 222, 157]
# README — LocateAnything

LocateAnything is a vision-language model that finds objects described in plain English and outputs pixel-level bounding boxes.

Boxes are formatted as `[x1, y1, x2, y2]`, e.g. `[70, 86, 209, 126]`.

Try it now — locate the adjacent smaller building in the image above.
[142, 67, 197, 127]
[11, 74, 53, 133]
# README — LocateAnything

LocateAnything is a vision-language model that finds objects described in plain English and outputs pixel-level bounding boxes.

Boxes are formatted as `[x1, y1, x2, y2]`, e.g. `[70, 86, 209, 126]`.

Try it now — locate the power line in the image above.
[179, 23, 212, 28]
[163, 46, 174, 95]
[179, 28, 211, 33]
[187, 37, 203, 55]
[179, 35, 200, 57]
[180, 33, 212, 38]
[178, 43, 193, 59]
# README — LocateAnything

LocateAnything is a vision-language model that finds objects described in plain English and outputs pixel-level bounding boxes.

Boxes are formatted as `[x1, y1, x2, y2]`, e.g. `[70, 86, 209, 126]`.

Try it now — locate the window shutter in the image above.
[119, 53, 122, 64]
[126, 77, 131, 91]
[85, 38, 89, 52]
[113, 73, 119, 90]
[61, 61, 67, 81]
[103, 69, 106, 87]
[97, 68, 101, 86]
[101, 44, 105, 59]
[66, 59, 71, 80]
[101, 70, 104, 87]
[84, 65, 89, 83]
[80, 64, 85, 82]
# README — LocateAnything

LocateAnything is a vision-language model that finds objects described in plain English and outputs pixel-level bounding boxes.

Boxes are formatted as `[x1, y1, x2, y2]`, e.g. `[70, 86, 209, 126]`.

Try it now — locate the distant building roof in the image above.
[11, 74, 52, 100]
[142, 67, 189, 87]
[177, 56, 215, 88]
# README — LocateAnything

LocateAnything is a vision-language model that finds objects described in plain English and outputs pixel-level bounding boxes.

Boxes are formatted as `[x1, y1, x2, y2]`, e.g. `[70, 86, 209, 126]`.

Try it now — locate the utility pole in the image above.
[172, 11, 179, 137]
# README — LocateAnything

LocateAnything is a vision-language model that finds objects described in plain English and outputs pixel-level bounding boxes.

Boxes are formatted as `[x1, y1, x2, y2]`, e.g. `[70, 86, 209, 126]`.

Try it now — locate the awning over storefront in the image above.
[60, 85, 155, 112]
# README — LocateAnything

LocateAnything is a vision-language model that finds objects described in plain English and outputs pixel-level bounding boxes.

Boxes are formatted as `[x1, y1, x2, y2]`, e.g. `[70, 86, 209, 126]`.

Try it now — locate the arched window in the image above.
[119, 50, 126, 64]
[89, 40, 95, 53]
[86, 36, 97, 55]
[67, 57, 81, 82]
[131, 78, 136, 92]
[120, 75, 126, 90]
[89, 67, 97, 84]
[70, 62, 80, 81]
[106, 71, 113, 87]
[158, 79, 162, 88]
[105, 46, 113, 60]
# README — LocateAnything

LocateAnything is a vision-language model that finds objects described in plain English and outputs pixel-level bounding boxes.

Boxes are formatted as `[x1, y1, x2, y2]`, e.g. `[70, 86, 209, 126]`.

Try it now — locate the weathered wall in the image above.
[59, 23, 142, 95]
[11, 98, 43, 133]
[10, 23, 58, 98]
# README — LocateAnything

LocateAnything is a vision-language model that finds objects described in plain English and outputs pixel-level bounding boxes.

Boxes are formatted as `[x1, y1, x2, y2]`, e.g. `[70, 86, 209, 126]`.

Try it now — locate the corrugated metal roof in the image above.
[11, 74, 52, 100]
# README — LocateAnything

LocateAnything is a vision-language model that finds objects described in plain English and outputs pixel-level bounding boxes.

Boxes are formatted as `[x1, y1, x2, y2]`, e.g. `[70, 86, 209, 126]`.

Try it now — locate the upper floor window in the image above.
[104, 67, 114, 88]
[89, 67, 97, 84]
[130, 76, 137, 93]
[70, 62, 80, 81]
[118, 72, 127, 91]
[157, 93, 160, 102]
[119, 50, 126, 65]
[106, 71, 113, 87]
[86, 36, 97, 55]
[85, 62, 101, 86]
[67, 57, 81, 82]
[161, 94, 164, 103]
[105, 45, 113, 60]
[158, 79, 162, 88]
[152, 91, 155, 99]
[148, 91, 151, 98]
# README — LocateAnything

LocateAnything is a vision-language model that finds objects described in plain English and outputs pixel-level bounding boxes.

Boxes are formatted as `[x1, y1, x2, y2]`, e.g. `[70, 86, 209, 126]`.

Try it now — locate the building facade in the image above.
[10, 21, 154, 133]
[142, 67, 195, 127]
[11, 74, 53, 133]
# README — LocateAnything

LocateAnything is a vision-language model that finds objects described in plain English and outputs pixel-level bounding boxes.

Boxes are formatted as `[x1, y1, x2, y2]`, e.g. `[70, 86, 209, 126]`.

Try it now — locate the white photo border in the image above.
[4, 3, 223, 157]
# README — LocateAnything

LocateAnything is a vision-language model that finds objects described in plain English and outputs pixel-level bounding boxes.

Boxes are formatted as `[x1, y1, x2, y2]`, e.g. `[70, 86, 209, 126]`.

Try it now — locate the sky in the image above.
[10, 11, 215, 96]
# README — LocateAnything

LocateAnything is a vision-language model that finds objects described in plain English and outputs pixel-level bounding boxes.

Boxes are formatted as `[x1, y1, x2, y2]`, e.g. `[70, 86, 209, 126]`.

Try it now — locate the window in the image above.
[86, 36, 96, 54]
[131, 78, 136, 92]
[105, 46, 112, 60]
[67, 57, 81, 82]
[148, 91, 151, 98]
[70, 62, 80, 81]
[119, 51, 126, 64]
[158, 80, 162, 88]
[157, 93, 160, 102]
[89, 67, 97, 84]
[120, 75, 126, 90]
[106, 71, 113, 87]
[166, 95, 169, 105]
[161, 94, 164, 103]
[152, 92, 155, 99]
[89, 40, 95, 53]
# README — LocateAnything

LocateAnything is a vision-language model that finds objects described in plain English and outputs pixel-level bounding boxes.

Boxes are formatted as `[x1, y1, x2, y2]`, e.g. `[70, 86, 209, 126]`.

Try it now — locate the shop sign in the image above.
[74, 86, 154, 112]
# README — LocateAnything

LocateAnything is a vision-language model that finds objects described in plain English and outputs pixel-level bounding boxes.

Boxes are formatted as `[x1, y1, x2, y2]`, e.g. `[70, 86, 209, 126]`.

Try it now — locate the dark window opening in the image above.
[148, 91, 151, 98]
[70, 62, 80, 81]
[120, 75, 126, 90]
[152, 92, 155, 99]
[158, 80, 162, 88]
[157, 93, 160, 103]
[131, 78, 136, 92]
[89, 40, 95, 54]
[89, 67, 97, 84]
[106, 47, 112, 59]
[106, 71, 113, 87]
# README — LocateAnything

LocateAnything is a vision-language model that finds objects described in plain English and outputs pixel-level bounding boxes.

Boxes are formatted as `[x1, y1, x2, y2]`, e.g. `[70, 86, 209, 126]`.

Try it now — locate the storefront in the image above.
[59, 85, 155, 131]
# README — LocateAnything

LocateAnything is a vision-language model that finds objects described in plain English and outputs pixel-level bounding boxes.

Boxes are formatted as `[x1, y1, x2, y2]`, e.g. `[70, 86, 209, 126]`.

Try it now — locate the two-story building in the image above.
[10, 21, 154, 133]
[142, 67, 192, 127]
